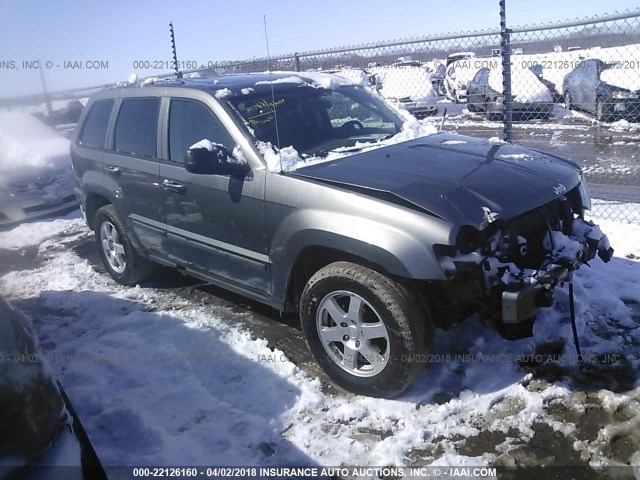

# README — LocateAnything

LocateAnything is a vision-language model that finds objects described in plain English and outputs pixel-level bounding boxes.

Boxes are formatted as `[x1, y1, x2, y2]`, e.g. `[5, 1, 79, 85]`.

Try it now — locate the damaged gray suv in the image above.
[71, 72, 613, 397]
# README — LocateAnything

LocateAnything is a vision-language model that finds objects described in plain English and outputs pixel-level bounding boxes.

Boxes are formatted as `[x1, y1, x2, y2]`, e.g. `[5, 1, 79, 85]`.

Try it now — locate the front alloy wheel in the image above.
[316, 290, 390, 377]
[300, 262, 433, 397]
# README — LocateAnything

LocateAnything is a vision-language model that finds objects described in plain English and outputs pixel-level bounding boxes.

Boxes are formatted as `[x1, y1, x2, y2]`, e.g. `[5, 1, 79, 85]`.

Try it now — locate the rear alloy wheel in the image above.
[94, 205, 154, 286]
[300, 262, 432, 397]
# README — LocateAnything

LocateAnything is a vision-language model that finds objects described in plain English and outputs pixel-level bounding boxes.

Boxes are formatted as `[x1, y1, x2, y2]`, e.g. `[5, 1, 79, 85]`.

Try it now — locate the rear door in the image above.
[159, 96, 269, 295]
[71, 99, 115, 209]
[103, 97, 164, 253]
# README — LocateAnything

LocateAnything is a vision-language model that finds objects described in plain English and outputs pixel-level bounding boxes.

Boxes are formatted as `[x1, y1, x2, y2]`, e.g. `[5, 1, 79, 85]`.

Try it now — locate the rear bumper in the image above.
[0, 181, 78, 229]
[604, 99, 640, 120]
[0, 196, 79, 229]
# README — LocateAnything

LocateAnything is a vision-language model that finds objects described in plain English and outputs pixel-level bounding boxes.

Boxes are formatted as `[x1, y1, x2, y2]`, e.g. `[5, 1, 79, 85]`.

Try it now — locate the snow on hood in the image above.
[0, 112, 71, 182]
[601, 68, 640, 92]
[258, 118, 438, 173]
[378, 67, 436, 103]
[489, 66, 553, 103]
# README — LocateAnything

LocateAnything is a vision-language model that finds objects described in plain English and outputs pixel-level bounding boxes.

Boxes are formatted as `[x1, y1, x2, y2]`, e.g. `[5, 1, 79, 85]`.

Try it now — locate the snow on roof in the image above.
[214, 88, 233, 98]
[254, 76, 305, 86]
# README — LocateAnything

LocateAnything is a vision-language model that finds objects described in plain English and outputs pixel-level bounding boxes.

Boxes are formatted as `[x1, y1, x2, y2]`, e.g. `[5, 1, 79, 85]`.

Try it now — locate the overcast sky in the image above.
[1, 0, 639, 97]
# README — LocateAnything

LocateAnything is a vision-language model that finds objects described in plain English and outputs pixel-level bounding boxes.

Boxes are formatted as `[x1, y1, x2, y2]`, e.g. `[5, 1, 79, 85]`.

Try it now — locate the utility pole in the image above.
[499, 0, 513, 142]
[169, 22, 183, 79]
[39, 61, 53, 117]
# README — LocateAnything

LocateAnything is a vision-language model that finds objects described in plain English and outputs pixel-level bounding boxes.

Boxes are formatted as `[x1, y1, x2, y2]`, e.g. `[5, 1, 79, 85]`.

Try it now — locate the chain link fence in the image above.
[4, 10, 640, 224]
[152, 10, 640, 224]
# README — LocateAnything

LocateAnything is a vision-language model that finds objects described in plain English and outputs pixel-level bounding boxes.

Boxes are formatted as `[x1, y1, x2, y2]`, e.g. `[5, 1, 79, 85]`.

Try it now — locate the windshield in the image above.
[228, 85, 403, 157]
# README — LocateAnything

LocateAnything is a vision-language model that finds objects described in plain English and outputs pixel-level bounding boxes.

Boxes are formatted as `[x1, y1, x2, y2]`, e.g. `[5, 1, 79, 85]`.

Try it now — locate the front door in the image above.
[159, 97, 270, 295]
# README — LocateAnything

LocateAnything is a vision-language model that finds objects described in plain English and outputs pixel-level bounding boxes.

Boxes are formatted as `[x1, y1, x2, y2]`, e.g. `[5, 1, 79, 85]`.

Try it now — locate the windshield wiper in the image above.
[315, 145, 368, 157]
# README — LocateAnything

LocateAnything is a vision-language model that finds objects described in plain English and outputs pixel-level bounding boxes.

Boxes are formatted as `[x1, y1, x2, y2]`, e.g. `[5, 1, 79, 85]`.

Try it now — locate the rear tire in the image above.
[299, 261, 433, 398]
[94, 205, 154, 286]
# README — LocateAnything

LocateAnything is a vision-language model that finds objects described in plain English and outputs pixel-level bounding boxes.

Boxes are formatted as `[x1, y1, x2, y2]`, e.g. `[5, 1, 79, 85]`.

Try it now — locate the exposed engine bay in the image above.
[429, 185, 613, 339]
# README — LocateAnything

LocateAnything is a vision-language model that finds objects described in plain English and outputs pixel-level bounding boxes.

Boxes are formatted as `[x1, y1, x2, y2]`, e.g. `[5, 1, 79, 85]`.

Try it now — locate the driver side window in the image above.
[168, 99, 235, 163]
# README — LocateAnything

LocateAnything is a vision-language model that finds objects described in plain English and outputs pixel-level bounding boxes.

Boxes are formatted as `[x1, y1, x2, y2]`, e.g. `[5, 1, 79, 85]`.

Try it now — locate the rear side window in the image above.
[114, 98, 160, 157]
[168, 99, 235, 163]
[78, 99, 114, 148]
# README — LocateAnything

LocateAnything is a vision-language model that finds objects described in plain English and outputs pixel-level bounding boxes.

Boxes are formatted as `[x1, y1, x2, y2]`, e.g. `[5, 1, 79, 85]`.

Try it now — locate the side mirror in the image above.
[185, 144, 250, 176]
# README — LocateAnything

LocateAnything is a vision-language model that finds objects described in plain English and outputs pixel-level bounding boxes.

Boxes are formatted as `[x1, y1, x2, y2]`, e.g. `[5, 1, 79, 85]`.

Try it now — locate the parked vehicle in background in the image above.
[374, 66, 438, 117]
[0, 112, 78, 229]
[426, 62, 447, 95]
[529, 65, 563, 103]
[466, 65, 554, 120]
[71, 72, 611, 397]
[446, 51, 475, 66]
[40, 100, 85, 127]
[562, 58, 640, 121]
[444, 59, 480, 103]
[0, 295, 105, 479]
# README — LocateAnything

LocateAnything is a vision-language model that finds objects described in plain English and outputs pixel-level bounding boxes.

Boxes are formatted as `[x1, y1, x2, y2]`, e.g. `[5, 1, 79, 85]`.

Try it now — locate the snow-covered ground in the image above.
[0, 209, 639, 472]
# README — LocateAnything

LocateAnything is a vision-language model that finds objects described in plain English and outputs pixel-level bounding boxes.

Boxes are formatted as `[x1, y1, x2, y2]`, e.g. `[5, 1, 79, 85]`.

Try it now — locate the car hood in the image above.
[292, 132, 582, 228]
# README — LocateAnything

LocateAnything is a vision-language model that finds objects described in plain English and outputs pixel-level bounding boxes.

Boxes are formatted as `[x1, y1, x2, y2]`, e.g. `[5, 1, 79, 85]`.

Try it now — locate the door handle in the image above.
[162, 179, 187, 194]
[105, 165, 121, 175]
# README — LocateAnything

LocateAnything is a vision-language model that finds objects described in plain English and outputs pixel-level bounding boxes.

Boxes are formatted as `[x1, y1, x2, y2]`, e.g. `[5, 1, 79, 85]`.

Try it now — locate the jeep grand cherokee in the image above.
[70, 72, 612, 397]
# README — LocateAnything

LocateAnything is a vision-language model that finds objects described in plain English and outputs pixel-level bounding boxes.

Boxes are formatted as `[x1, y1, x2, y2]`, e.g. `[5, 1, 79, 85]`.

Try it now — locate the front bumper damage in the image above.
[438, 214, 613, 339]
[499, 218, 612, 333]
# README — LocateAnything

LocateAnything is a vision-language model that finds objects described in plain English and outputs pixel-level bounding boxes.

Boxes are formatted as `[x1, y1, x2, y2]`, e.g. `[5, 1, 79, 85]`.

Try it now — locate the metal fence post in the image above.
[499, 0, 513, 142]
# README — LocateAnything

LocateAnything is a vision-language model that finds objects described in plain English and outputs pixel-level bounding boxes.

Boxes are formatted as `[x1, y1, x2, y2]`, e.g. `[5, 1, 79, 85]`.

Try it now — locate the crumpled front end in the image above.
[432, 184, 613, 339]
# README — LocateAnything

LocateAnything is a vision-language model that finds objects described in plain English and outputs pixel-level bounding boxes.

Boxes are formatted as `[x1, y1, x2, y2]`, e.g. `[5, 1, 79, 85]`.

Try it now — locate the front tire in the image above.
[94, 205, 154, 286]
[300, 262, 433, 398]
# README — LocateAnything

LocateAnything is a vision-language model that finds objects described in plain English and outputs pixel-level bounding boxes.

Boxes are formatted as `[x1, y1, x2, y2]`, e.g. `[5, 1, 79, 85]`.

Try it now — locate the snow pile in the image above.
[189, 139, 248, 165]
[214, 88, 233, 98]
[1, 210, 639, 468]
[0, 112, 71, 178]
[488, 66, 553, 103]
[332, 68, 370, 87]
[0, 212, 82, 250]
[377, 66, 437, 104]
[255, 76, 304, 86]
[298, 71, 356, 89]
[257, 117, 437, 173]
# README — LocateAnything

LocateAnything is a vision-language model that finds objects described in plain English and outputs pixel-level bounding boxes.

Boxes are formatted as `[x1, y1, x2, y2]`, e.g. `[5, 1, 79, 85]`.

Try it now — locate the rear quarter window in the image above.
[78, 99, 114, 148]
[114, 98, 160, 157]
